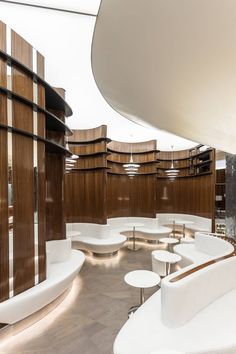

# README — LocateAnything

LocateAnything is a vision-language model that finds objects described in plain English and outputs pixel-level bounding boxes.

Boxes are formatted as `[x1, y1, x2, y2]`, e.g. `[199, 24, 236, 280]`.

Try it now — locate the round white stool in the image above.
[125, 270, 160, 316]
[159, 237, 179, 252]
[152, 250, 182, 276]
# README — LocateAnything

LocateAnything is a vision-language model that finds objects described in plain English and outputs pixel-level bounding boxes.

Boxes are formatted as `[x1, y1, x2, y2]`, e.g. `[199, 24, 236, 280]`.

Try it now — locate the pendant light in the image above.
[123, 142, 140, 177]
[65, 140, 79, 173]
[165, 145, 179, 180]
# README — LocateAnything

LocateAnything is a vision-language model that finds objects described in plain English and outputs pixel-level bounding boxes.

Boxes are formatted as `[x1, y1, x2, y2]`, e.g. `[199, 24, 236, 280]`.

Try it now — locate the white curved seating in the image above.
[0, 239, 85, 324]
[114, 235, 235, 354]
[73, 234, 127, 255]
[174, 232, 234, 267]
[156, 213, 212, 234]
[67, 222, 127, 255]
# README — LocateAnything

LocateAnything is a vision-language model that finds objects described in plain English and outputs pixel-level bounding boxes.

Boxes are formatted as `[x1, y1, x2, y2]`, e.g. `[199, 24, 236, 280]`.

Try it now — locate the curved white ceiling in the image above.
[0, 1, 197, 151]
[92, 0, 236, 154]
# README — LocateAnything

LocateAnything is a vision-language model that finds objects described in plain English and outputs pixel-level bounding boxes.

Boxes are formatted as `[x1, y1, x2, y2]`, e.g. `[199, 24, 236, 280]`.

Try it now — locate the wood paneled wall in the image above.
[65, 126, 108, 224]
[107, 174, 156, 218]
[107, 140, 158, 218]
[66, 170, 107, 224]
[46, 153, 66, 240]
[156, 148, 216, 228]
[156, 175, 215, 219]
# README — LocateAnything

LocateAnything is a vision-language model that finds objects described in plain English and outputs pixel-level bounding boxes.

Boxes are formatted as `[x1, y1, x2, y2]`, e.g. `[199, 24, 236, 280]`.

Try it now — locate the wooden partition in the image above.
[65, 126, 108, 224]
[0, 21, 72, 302]
[157, 146, 216, 227]
[107, 140, 158, 218]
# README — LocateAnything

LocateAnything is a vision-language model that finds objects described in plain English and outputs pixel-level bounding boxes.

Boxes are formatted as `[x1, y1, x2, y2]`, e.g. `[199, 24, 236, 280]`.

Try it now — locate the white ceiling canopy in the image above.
[0, 0, 198, 151]
[0, 0, 101, 15]
[92, 0, 236, 154]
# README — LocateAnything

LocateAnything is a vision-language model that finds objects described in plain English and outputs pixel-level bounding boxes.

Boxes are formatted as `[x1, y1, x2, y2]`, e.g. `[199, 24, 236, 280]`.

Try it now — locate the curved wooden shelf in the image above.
[107, 159, 159, 165]
[107, 148, 160, 155]
[0, 49, 73, 117]
[0, 123, 71, 156]
[75, 151, 110, 157]
[107, 139, 157, 154]
[68, 137, 111, 144]
[157, 171, 212, 179]
[0, 86, 72, 135]
[157, 149, 213, 162]
[70, 166, 109, 171]
[108, 171, 157, 176]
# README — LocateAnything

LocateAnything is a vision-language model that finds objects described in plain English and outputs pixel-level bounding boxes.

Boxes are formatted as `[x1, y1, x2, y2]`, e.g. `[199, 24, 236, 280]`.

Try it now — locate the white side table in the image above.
[125, 222, 144, 251]
[153, 250, 182, 276]
[125, 270, 160, 316]
[159, 237, 179, 252]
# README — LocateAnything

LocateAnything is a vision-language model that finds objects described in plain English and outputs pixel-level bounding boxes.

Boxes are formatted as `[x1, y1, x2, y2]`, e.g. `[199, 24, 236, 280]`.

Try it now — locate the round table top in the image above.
[174, 220, 194, 225]
[153, 250, 182, 263]
[124, 270, 160, 288]
[159, 237, 179, 244]
[124, 222, 144, 227]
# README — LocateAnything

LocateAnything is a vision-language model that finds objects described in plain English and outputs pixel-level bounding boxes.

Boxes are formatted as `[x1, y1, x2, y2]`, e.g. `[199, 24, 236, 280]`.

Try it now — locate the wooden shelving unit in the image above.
[157, 144, 214, 178]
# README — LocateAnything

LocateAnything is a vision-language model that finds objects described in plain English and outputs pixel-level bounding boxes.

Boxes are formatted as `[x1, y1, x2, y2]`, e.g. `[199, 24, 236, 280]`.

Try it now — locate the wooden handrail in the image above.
[170, 235, 236, 283]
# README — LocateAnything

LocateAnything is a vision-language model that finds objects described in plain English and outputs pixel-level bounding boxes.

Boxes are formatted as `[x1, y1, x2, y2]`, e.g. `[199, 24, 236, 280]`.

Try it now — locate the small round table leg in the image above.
[133, 226, 135, 250]
[173, 221, 175, 238]
[166, 262, 171, 275]
[183, 223, 186, 238]
[140, 288, 145, 305]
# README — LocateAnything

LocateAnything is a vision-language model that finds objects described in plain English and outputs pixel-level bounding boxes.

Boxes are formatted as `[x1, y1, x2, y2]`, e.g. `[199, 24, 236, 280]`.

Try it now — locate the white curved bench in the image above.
[73, 234, 127, 256]
[108, 217, 172, 241]
[114, 236, 235, 354]
[0, 239, 85, 324]
[173, 232, 233, 268]
[67, 222, 127, 256]
[156, 213, 212, 235]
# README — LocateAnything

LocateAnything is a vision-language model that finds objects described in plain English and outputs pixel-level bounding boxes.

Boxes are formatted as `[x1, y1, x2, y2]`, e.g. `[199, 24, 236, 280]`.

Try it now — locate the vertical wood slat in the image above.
[12, 100, 33, 133]
[38, 141, 46, 283]
[37, 51, 45, 79]
[11, 30, 33, 69]
[0, 129, 9, 301]
[0, 21, 7, 93]
[13, 133, 35, 295]
[0, 21, 6, 51]
[46, 153, 66, 241]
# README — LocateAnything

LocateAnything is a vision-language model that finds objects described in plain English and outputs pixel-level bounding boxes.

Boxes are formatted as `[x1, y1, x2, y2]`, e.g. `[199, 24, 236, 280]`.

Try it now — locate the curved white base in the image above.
[0, 249, 85, 324]
[72, 235, 127, 254]
[114, 286, 236, 354]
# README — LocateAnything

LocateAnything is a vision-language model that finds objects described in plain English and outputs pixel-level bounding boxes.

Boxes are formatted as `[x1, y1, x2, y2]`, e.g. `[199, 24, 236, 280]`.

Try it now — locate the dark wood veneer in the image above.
[13, 133, 35, 295]
[0, 130, 9, 301]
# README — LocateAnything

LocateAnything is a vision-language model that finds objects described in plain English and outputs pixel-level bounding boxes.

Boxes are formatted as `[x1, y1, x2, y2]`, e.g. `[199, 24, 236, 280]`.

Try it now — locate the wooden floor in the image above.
[0, 241, 168, 354]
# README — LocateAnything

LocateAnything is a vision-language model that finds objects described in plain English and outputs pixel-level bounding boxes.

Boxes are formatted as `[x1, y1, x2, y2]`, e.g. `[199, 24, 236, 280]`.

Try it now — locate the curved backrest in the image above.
[46, 239, 71, 263]
[195, 232, 234, 256]
[161, 256, 236, 327]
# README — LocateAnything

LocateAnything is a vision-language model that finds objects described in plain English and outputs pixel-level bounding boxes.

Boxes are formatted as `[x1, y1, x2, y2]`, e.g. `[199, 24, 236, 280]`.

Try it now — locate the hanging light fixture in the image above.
[65, 139, 79, 173]
[123, 142, 140, 177]
[165, 145, 179, 180]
